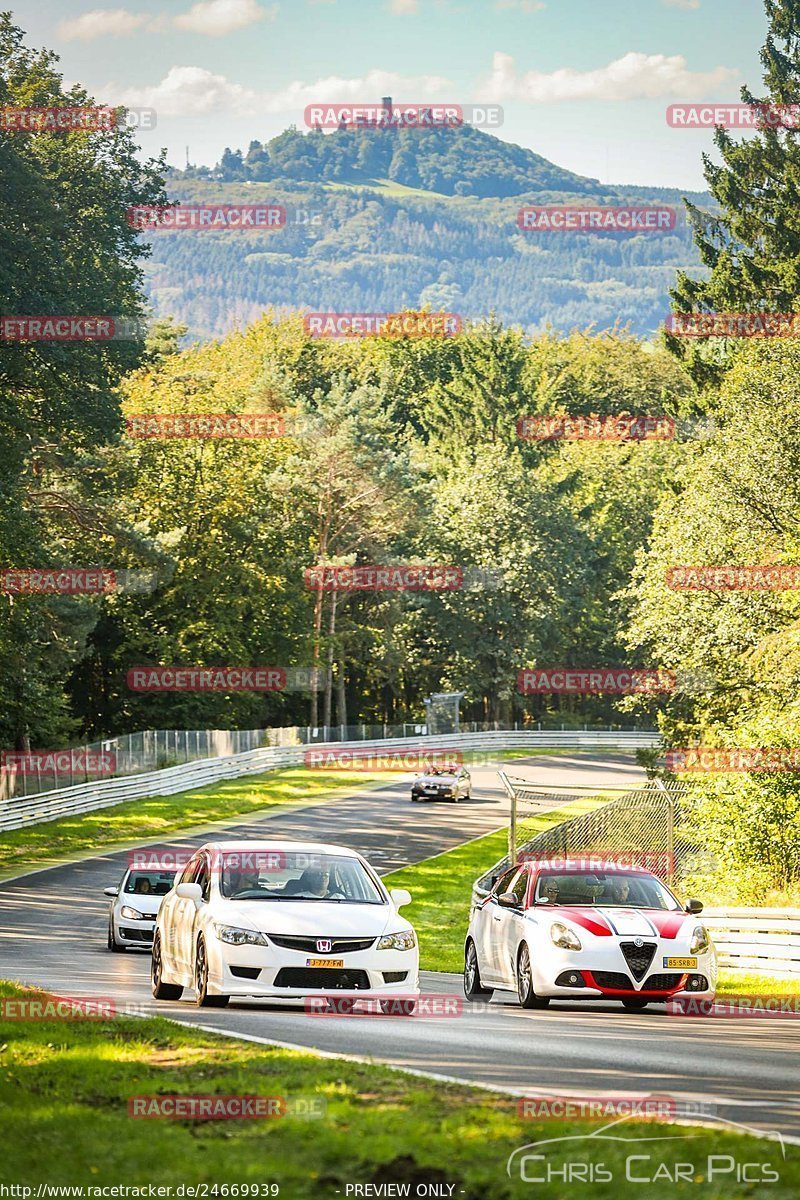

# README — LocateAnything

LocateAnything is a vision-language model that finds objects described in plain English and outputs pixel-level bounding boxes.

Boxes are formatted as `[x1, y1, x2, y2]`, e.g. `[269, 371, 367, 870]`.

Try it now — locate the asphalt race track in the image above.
[1, 753, 799, 1141]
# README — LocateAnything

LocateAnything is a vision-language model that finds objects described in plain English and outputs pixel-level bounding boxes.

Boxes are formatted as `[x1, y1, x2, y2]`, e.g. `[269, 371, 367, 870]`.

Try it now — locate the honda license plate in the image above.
[663, 956, 697, 969]
[306, 958, 344, 968]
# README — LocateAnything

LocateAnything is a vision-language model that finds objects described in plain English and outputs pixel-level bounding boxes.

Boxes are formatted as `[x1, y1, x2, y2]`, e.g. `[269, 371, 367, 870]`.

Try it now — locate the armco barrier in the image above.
[0, 729, 658, 832]
[702, 908, 800, 976]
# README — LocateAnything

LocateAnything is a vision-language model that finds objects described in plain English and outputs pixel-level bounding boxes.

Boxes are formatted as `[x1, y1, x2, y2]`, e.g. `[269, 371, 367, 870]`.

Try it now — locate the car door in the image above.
[495, 868, 531, 986]
[479, 867, 520, 983]
[171, 854, 203, 976]
[461, 768, 471, 798]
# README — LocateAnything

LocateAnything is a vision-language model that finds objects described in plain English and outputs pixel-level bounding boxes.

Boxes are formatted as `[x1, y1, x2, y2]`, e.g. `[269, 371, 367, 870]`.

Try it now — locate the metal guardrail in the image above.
[702, 908, 800, 976]
[0, 729, 659, 832]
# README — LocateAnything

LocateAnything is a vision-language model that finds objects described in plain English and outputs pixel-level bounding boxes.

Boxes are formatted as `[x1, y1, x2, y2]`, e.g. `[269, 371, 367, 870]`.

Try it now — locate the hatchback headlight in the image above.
[214, 924, 269, 947]
[690, 924, 710, 955]
[377, 930, 417, 951]
[120, 905, 145, 921]
[550, 922, 582, 951]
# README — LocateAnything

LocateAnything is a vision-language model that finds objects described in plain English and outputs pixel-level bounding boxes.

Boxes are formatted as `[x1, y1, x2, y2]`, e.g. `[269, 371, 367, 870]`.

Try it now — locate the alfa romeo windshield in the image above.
[534, 872, 680, 910]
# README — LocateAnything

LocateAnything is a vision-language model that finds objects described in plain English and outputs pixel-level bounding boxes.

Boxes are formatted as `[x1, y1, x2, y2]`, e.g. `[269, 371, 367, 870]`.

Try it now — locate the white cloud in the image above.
[58, 8, 149, 39]
[59, 0, 275, 41]
[389, 0, 419, 11]
[104, 65, 452, 117]
[480, 50, 738, 103]
[174, 0, 276, 35]
[495, 0, 546, 11]
[662, 0, 700, 8]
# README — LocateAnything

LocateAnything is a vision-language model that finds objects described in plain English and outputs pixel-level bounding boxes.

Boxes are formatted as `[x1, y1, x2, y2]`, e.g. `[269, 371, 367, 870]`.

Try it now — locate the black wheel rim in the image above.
[152, 939, 161, 986]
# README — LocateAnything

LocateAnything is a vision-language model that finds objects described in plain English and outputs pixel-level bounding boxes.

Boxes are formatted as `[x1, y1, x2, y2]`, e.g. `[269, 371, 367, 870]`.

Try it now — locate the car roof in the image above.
[196, 840, 363, 858]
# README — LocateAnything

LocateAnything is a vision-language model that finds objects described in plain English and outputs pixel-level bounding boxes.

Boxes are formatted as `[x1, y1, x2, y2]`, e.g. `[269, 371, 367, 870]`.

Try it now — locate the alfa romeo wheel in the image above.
[517, 944, 549, 1009]
[464, 940, 493, 999]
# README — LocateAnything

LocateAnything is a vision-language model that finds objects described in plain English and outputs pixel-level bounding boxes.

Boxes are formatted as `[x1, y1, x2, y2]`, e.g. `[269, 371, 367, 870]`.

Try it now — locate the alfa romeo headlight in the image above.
[550, 922, 582, 951]
[120, 905, 145, 921]
[689, 924, 710, 955]
[214, 924, 269, 947]
[377, 930, 417, 951]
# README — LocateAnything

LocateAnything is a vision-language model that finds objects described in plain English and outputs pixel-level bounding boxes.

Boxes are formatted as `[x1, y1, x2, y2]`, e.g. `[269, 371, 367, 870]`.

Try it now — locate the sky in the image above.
[9, 0, 768, 189]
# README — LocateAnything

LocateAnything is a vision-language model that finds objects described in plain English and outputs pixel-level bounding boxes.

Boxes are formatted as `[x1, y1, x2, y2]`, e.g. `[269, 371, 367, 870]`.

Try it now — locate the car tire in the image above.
[380, 999, 417, 1015]
[517, 943, 550, 1009]
[195, 936, 229, 1008]
[622, 997, 649, 1011]
[107, 920, 125, 952]
[151, 933, 183, 1000]
[464, 940, 493, 999]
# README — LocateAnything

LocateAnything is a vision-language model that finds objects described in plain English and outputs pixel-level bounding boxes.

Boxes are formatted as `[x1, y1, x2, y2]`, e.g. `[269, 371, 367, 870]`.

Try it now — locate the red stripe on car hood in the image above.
[645, 911, 686, 940]
[556, 907, 613, 936]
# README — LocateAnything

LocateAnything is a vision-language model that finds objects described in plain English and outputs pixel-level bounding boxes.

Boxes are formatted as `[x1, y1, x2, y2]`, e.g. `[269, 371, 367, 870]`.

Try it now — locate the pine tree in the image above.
[669, 1, 800, 380]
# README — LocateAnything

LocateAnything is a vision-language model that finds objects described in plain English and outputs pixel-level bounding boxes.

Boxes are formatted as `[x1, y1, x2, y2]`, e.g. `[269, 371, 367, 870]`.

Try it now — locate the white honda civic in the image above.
[151, 840, 419, 1011]
[464, 859, 716, 1010]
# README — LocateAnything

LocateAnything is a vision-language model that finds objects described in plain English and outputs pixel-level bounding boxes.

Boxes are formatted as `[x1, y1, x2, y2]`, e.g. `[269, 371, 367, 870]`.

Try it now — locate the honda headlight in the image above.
[377, 930, 417, 951]
[214, 924, 269, 947]
[550, 922, 582, 951]
[690, 924, 710, 955]
[120, 905, 145, 921]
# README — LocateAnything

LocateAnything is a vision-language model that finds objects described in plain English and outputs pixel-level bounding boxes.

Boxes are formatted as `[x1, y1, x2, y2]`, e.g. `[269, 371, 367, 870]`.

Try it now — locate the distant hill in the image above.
[141, 123, 712, 342]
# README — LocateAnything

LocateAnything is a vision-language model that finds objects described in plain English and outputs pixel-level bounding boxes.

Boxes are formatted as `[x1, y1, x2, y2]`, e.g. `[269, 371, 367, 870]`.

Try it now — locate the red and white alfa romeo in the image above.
[464, 859, 716, 1010]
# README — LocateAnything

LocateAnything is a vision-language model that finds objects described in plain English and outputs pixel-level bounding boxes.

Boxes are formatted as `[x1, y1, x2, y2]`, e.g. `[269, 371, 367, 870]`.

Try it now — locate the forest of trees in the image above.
[4, 3, 800, 898]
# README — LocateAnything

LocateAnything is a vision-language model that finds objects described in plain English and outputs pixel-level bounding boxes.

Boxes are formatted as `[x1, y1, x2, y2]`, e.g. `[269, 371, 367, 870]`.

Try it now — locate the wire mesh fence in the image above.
[491, 772, 709, 888]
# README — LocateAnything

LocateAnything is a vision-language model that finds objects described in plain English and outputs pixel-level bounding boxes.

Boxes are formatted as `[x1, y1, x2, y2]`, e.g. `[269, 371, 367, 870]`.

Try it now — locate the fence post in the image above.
[498, 770, 517, 866]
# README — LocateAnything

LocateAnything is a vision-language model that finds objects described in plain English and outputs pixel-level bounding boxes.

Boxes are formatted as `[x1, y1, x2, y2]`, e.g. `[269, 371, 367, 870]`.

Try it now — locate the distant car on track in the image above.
[150, 840, 419, 1011]
[411, 765, 471, 802]
[105, 868, 176, 952]
[464, 858, 716, 1011]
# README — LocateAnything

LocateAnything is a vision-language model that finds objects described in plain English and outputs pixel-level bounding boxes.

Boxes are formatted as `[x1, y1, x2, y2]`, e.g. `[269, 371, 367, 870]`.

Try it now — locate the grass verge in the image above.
[0, 980, 792, 1198]
[0, 746, 576, 881]
[0, 765, 396, 880]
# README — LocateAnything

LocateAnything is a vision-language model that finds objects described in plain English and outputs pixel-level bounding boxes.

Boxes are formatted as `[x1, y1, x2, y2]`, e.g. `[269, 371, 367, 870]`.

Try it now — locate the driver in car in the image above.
[226, 867, 261, 896]
[540, 877, 560, 903]
[609, 878, 631, 904]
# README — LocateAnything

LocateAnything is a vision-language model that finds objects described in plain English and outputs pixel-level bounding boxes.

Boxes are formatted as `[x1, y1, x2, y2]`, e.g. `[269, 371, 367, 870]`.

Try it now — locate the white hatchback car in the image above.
[105, 868, 176, 951]
[465, 859, 716, 1010]
[151, 840, 419, 1010]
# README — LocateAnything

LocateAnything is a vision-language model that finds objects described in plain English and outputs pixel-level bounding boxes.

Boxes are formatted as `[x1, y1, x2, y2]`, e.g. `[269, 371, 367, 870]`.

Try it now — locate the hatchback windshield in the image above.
[218, 851, 385, 903]
[534, 872, 679, 911]
[124, 870, 175, 896]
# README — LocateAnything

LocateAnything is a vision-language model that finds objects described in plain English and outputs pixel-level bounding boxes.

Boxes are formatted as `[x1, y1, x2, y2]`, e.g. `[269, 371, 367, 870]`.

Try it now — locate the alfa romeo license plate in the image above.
[306, 958, 343, 968]
[664, 956, 697, 969]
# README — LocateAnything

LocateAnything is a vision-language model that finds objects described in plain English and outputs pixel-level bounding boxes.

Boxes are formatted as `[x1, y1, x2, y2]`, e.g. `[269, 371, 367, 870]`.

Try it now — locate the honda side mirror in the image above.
[176, 882, 203, 905]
